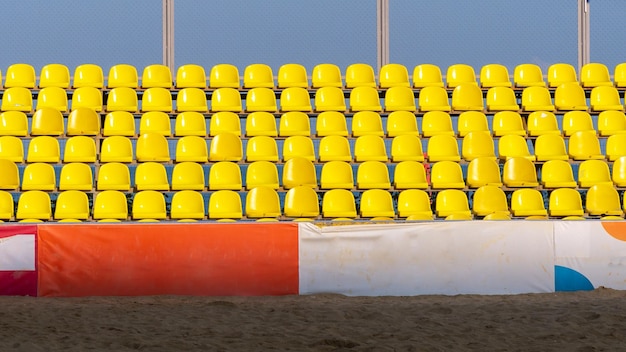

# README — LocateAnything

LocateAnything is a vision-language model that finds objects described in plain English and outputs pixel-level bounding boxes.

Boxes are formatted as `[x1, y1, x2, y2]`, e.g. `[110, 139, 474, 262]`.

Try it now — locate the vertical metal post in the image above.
[377, 0, 389, 70]
[577, 0, 590, 70]
[162, 0, 175, 71]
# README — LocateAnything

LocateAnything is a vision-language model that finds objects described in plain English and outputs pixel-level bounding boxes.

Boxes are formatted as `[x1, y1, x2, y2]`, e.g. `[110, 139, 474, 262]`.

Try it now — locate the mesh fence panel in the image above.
[591, 0, 626, 71]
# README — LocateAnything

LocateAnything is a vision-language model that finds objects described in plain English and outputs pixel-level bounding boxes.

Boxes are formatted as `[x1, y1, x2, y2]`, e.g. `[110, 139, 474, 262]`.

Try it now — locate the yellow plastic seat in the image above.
[472, 185, 510, 217]
[446, 64, 477, 88]
[132, 190, 167, 220]
[485, 86, 519, 112]
[345, 63, 376, 88]
[175, 135, 208, 163]
[135, 133, 171, 162]
[283, 135, 315, 162]
[139, 112, 174, 136]
[26, 136, 60, 163]
[319, 135, 352, 162]
[384, 86, 416, 112]
[106, 87, 138, 112]
[59, 162, 93, 191]
[548, 63, 578, 88]
[480, 64, 512, 88]
[379, 63, 409, 88]
[280, 87, 312, 112]
[0, 191, 14, 220]
[279, 111, 310, 137]
[562, 111, 595, 137]
[245, 135, 278, 162]
[386, 111, 418, 137]
[316, 111, 348, 137]
[354, 135, 387, 162]
[418, 86, 451, 112]
[421, 111, 454, 137]
[246, 186, 281, 219]
[598, 111, 626, 137]
[577, 159, 612, 188]
[39, 63, 70, 88]
[0, 135, 24, 163]
[502, 157, 539, 188]
[209, 64, 240, 88]
[320, 161, 354, 190]
[5, 64, 36, 88]
[606, 134, 626, 161]
[462, 131, 495, 161]
[390, 134, 425, 162]
[211, 88, 242, 112]
[71, 86, 103, 112]
[412, 64, 444, 88]
[568, 131, 604, 161]
[100, 136, 134, 163]
[351, 111, 384, 137]
[322, 189, 357, 218]
[175, 111, 207, 136]
[349, 86, 382, 112]
[457, 111, 489, 137]
[135, 162, 170, 191]
[209, 112, 241, 136]
[580, 63, 612, 88]
[208, 190, 243, 220]
[243, 64, 274, 89]
[554, 82, 588, 111]
[314, 86, 347, 112]
[176, 88, 208, 112]
[430, 161, 465, 189]
[171, 190, 205, 220]
[549, 188, 584, 217]
[492, 111, 526, 137]
[312, 63, 342, 88]
[67, 107, 101, 136]
[54, 190, 89, 221]
[96, 162, 131, 191]
[527, 111, 561, 136]
[1, 87, 33, 112]
[93, 190, 128, 220]
[435, 189, 472, 219]
[426, 134, 460, 162]
[30, 108, 64, 136]
[171, 161, 205, 191]
[16, 190, 51, 221]
[283, 186, 320, 219]
[356, 161, 390, 189]
[614, 63, 626, 88]
[466, 157, 502, 188]
[209, 133, 242, 162]
[360, 189, 395, 218]
[534, 134, 568, 161]
[0, 159, 19, 190]
[107, 64, 139, 88]
[277, 64, 308, 88]
[208, 161, 242, 191]
[513, 64, 545, 88]
[521, 86, 555, 112]
[540, 160, 577, 188]
[141, 87, 172, 112]
[175, 64, 207, 88]
[451, 84, 484, 111]
[245, 111, 277, 136]
[611, 156, 626, 187]
[586, 184, 623, 217]
[498, 134, 535, 161]
[0, 111, 28, 136]
[103, 111, 136, 136]
[73, 64, 104, 88]
[397, 189, 433, 219]
[245, 161, 279, 189]
[63, 136, 97, 163]
[141, 64, 172, 88]
[589, 86, 624, 112]
[246, 87, 277, 112]
[510, 189, 547, 217]
[283, 157, 317, 189]
[393, 161, 428, 189]
[21, 163, 56, 191]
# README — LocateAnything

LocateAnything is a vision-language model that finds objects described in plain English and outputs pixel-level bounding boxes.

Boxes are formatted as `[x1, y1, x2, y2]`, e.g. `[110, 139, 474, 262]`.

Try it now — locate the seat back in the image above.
[172, 161, 206, 191]
[312, 63, 342, 88]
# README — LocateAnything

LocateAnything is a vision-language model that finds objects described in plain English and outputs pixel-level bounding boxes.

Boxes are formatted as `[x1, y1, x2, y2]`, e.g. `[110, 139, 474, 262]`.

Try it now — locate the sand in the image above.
[1, 288, 625, 351]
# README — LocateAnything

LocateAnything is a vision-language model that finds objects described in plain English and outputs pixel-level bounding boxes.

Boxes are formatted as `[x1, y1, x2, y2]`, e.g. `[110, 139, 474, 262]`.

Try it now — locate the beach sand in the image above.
[1, 288, 625, 351]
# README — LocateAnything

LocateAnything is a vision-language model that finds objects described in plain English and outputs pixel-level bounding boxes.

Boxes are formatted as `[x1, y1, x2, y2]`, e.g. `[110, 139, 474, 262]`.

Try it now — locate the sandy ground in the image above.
[1, 289, 625, 351]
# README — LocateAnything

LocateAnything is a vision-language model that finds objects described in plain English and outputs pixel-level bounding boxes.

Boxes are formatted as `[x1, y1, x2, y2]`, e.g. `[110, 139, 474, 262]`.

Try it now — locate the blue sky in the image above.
[0, 1, 624, 76]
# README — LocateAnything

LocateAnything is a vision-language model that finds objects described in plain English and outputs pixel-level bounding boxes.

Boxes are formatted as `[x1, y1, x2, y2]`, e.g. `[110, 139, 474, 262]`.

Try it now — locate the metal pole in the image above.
[377, 0, 389, 70]
[577, 0, 590, 70]
[162, 0, 175, 71]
